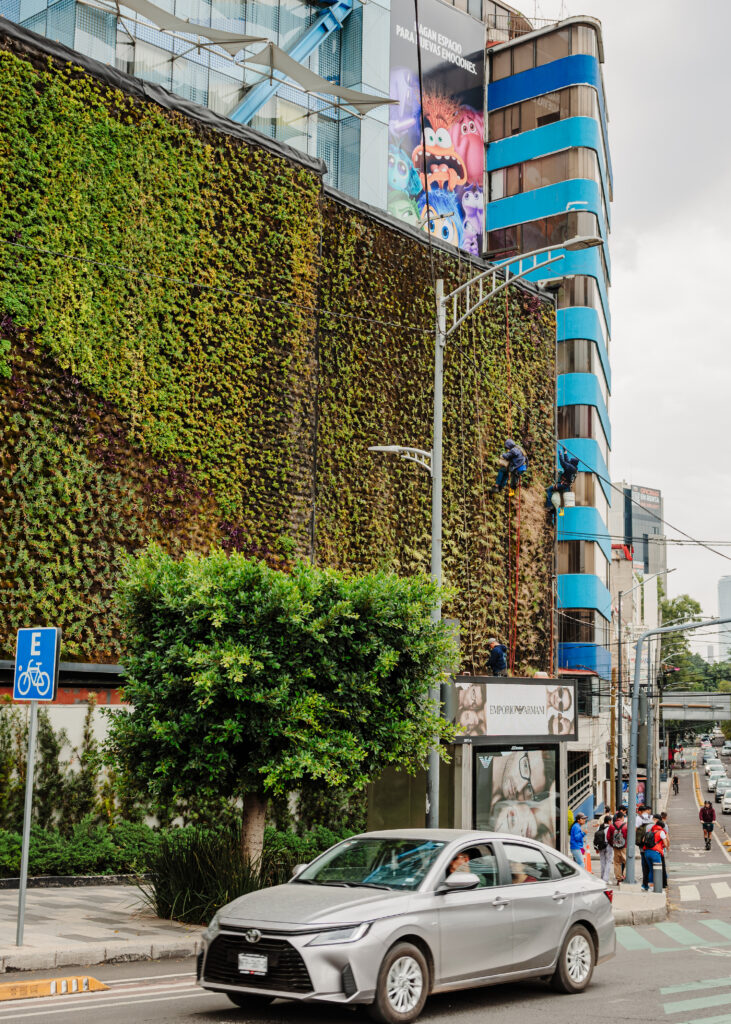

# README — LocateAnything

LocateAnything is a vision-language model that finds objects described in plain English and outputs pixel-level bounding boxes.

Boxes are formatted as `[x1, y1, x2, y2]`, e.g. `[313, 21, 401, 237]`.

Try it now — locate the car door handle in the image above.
[552, 892, 569, 902]
[492, 896, 510, 908]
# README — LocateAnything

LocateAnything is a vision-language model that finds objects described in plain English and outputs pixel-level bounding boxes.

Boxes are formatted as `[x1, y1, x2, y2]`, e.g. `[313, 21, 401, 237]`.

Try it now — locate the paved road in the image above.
[3, 749, 730, 1023]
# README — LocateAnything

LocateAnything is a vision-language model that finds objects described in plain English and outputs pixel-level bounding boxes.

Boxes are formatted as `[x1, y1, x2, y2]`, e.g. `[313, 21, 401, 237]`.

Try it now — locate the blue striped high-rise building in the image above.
[485, 17, 612, 685]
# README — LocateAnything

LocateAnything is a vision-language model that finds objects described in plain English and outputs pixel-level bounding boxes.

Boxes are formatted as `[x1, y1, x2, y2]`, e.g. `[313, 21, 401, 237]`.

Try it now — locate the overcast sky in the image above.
[532, 1, 731, 649]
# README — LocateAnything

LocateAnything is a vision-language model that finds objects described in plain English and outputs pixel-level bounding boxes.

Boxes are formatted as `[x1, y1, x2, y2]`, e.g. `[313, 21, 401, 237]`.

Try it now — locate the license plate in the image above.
[238, 953, 268, 975]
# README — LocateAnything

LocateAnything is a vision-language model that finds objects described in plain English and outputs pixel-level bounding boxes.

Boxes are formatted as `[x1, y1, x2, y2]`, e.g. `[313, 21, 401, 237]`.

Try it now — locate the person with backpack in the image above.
[700, 801, 716, 850]
[593, 813, 612, 884]
[641, 814, 668, 891]
[606, 814, 628, 885]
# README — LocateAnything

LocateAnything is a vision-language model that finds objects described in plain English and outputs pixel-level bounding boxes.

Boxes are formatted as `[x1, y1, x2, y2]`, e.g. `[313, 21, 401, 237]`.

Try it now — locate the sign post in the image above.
[13, 627, 61, 946]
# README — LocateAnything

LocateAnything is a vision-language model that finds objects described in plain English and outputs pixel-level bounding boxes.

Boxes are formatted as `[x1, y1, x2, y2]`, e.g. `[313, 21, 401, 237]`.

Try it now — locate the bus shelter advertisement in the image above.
[474, 747, 559, 847]
[388, 0, 485, 255]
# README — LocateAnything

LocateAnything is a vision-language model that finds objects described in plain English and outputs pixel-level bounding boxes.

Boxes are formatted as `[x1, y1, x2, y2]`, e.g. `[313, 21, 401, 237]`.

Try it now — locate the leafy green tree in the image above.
[65, 698, 102, 828]
[105, 546, 458, 860]
[34, 709, 69, 828]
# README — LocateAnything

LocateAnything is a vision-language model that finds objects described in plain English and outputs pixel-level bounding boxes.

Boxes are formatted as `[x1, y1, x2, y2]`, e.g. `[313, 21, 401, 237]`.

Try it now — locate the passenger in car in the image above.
[510, 864, 538, 884]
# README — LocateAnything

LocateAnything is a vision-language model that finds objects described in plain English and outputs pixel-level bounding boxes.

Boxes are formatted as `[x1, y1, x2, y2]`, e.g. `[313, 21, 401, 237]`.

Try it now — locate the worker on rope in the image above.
[546, 446, 580, 515]
[490, 438, 528, 496]
[487, 637, 508, 677]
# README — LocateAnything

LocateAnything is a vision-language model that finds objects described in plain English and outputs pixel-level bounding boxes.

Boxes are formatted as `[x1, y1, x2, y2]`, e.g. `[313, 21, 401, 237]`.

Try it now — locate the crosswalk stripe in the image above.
[679, 885, 701, 901]
[673, 1014, 731, 1024]
[615, 927, 659, 951]
[656, 922, 710, 946]
[661, 976, 731, 995]
[663, 992, 731, 1015]
[711, 882, 731, 899]
[703, 920, 731, 940]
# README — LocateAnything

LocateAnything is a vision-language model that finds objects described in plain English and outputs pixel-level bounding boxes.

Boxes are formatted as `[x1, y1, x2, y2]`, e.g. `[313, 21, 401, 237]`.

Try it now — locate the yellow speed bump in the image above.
[0, 976, 108, 1001]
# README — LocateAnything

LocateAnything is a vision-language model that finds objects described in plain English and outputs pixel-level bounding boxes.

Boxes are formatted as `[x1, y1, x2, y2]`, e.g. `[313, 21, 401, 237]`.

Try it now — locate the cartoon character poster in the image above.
[388, 0, 485, 255]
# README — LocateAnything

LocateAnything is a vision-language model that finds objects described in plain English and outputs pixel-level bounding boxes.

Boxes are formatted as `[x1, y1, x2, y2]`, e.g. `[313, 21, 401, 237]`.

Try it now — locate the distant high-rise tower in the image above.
[719, 576, 731, 662]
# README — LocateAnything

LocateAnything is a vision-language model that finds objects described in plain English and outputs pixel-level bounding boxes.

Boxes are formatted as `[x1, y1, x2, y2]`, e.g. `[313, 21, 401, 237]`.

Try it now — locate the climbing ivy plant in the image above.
[0, 37, 556, 672]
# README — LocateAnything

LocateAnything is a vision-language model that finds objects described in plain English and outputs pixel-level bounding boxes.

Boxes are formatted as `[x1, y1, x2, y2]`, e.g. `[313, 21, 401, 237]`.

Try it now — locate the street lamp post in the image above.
[625, 615, 731, 883]
[370, 235, 603, 828]
[615, 568, 674, 810]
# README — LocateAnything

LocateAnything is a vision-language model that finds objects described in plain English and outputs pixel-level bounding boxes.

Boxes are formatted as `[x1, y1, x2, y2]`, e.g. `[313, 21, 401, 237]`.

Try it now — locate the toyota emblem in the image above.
[243, 929, 262, 944]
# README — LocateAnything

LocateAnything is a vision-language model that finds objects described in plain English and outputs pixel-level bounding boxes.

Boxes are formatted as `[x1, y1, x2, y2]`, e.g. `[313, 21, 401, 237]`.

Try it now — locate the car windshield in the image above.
[295, 838, 447, 891]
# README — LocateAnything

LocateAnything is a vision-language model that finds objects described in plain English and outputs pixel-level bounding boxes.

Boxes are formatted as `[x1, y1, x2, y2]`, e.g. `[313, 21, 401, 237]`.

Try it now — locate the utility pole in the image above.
[616, 590, 623, 808]
[609, 667, 617, 814]
[646, 638, 653, 807]
[626, 615, 731, 883]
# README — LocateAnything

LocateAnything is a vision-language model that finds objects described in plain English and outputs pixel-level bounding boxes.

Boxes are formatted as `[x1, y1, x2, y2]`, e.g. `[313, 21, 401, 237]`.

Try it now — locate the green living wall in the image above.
[0, 30, 556, 673]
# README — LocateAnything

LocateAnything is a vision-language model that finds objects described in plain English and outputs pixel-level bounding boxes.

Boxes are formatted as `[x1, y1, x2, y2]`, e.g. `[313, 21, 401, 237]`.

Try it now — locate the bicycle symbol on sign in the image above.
[15, 659, 52, 698]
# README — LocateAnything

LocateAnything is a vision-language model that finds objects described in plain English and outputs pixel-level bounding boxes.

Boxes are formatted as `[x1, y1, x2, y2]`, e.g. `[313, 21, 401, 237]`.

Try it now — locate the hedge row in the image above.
[0, 819, 352, 880]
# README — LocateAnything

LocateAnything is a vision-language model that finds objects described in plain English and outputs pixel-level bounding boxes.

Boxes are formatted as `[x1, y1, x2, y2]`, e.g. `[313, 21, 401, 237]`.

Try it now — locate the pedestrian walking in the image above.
[487, 637, 508, 677]
[640, 814, 667, 892]
[606, 814, 628, 885]
[593, 813, 613, 884]
[660, 811, 670, 888]
[570, 812, 588, 867]
[700, 801, 716, 850]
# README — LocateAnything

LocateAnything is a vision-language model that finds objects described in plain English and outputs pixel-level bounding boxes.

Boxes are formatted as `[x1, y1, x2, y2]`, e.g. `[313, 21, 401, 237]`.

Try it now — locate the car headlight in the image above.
[202, 912, 221, 943]
[306, 923, 371, 946]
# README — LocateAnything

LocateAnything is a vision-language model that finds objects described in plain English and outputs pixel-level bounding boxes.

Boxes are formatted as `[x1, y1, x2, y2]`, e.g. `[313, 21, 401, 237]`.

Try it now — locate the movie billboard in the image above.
[474, 747, 559, 847]
[446, 677, 578, 742]
[388, 0, 485, 255]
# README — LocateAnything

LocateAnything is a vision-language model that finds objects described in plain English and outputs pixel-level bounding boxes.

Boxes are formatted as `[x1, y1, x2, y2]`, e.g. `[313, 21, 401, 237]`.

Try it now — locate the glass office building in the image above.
[2, 0, 612, 678]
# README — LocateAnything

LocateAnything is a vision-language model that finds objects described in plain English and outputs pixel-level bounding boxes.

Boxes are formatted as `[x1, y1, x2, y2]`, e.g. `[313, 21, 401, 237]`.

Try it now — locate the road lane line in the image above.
[711, 883, 731, 899]
[0, 990, 211, 1019]
[106, 971, 194, 984]
[679, 885, 701, 901]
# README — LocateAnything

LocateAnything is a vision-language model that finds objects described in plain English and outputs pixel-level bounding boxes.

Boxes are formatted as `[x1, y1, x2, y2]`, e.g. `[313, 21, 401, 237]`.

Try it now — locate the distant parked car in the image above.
[722, 790, 731, 815]
[708, 771, 726, 792]
[715, 778, 731, 803]
[197, 829, 616, 1022]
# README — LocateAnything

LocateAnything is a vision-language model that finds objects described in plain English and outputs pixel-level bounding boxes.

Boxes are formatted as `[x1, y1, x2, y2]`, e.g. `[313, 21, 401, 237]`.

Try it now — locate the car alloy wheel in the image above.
[550, 924, 595, 994]
[386, 956, 423, 1013]
[565, 934, 592, 984]
[369, 941, 429, 1024]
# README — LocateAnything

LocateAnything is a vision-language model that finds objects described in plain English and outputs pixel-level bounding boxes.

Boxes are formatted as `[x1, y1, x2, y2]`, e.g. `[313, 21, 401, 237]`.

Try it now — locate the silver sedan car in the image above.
[197, 829, 615, 1022]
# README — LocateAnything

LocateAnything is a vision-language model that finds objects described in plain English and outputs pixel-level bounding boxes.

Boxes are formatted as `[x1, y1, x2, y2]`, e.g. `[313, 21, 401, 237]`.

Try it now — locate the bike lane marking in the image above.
[703, 920, 731, 940]
[663, 992, 731, 1016]
[661, 975, 731, 995]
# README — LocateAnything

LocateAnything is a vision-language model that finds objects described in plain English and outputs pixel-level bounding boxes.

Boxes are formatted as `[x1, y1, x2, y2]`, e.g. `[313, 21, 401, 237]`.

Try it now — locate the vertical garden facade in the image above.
[0, 21, 558, 677]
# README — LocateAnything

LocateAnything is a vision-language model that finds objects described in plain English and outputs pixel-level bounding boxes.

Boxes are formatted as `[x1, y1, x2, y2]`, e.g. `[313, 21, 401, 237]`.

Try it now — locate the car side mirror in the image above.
[439, 871, 480, 893]
[291, 863, 309, 879]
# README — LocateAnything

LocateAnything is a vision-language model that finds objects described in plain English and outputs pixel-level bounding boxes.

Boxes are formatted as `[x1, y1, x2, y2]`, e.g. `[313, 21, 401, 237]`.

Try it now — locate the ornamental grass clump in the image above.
[139, 826, 265, 925]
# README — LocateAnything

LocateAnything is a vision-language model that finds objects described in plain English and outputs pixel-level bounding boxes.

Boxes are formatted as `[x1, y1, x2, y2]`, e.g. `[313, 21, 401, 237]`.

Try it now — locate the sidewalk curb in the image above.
[613, 902, 667, 926]
[0, 936, 201, 974]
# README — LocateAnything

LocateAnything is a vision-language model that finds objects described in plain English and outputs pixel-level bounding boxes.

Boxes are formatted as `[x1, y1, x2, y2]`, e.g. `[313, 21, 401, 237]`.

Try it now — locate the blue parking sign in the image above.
[13, 628, 61, 702]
